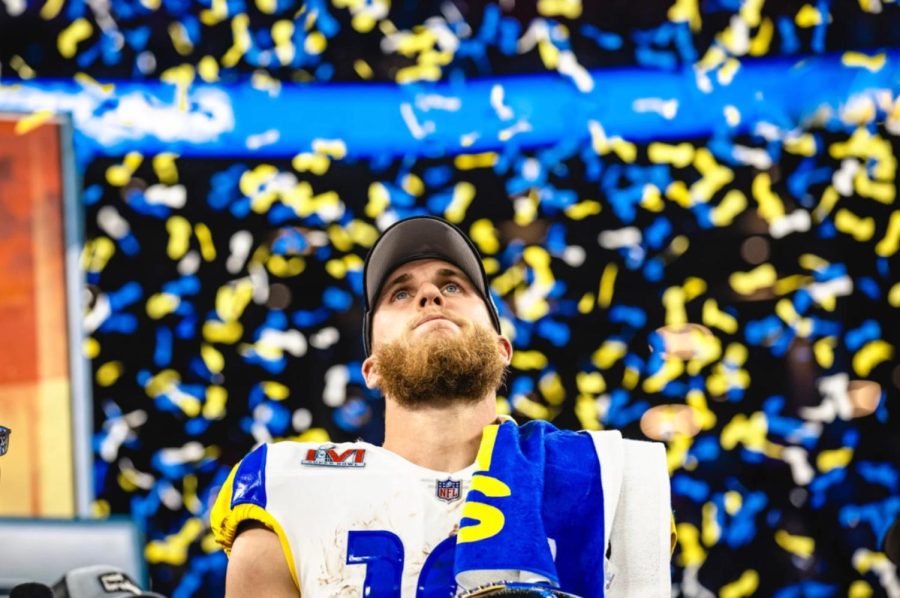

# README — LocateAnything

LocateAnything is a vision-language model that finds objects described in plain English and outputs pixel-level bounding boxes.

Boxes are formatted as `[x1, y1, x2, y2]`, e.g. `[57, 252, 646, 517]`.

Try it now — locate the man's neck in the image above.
[382, 395, 498, 473]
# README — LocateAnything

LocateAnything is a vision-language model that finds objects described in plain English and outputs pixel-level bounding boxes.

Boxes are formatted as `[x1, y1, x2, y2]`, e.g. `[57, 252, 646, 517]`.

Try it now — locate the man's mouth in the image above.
[413, 313, 457, 329]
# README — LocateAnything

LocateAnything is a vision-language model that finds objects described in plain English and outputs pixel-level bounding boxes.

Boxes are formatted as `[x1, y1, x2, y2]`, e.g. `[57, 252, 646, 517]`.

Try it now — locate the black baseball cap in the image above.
[362, 216, 502, 354]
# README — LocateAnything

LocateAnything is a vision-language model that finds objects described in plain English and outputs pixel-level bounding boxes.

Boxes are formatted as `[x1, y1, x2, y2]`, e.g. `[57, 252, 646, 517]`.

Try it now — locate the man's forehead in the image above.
[384, 258, 469, 283]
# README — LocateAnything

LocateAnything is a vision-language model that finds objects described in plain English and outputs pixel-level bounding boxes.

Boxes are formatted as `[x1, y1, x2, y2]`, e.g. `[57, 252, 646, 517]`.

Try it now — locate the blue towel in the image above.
[454, 420, 605, 597]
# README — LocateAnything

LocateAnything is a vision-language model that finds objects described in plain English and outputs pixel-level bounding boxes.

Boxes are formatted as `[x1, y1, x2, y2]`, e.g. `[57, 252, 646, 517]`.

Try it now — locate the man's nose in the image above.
[417, 283, 443, 308]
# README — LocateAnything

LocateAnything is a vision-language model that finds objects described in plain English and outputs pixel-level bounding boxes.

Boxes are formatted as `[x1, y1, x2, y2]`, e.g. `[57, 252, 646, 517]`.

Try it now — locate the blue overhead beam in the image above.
[0, 51, 897, 160]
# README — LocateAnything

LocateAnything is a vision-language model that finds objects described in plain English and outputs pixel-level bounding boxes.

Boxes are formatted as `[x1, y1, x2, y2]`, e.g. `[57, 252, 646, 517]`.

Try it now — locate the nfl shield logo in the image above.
[436, 478, 461, 502]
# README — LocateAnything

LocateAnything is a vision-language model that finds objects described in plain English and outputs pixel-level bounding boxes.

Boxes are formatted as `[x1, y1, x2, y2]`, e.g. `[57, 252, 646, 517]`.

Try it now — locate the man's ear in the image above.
[361, 356, 381, 389]
[498, 335, 513, 366]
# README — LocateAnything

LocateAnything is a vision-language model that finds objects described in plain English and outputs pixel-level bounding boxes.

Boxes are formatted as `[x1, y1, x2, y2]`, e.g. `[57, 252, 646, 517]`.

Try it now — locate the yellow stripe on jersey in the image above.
[210, 461, 301, 590]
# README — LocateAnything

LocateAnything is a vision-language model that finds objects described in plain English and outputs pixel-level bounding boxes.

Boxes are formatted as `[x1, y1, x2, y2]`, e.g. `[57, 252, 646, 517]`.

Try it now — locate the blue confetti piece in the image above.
[846, 320, 880, 351]
[498, 18, 522, 55]
[260, 400, 291, 435]
[118, 233, 141, 256]
[323, 286, 353, 311]
[642, 258, 664, 282]
[83, 184, 103, 206]
[580, 24, 623, 50]
[271, 229, 307, 255]
[672, 474, 710, 501]
[292, 307, 331, 328]
[268, 203, 299, 225]
[108, 281, 143, 311]
[609, 305, 646, 328]
[690, 436, 720, 462]
[535, 317, 570, 347]
[634, 46, 678, 70]
[162, 275, 201, 297]
[856, 276, 881, 300]
[99, 313, 139, 334]
[154, 326, 173, 368]
[185, 417, 210, 436]
[510, 376, 535, 396]
[773, 582, 838, 598]
[175, 312, 196, 339]
[858, 461, 898, 493]
[644, 217, 672, 250]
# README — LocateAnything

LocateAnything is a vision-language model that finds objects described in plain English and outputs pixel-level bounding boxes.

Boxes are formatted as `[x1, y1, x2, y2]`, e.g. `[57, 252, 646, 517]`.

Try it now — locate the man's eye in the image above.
[391, 289, 410, 301]
[444, 283, 461, 294]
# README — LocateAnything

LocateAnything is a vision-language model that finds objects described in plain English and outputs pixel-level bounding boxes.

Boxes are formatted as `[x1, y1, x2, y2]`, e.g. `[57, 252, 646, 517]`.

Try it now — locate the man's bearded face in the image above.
[371, 319, 507, 409]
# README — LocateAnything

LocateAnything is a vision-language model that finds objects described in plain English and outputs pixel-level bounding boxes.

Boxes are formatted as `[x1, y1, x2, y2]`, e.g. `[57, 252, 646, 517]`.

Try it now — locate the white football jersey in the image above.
[212, 440, 478, 597]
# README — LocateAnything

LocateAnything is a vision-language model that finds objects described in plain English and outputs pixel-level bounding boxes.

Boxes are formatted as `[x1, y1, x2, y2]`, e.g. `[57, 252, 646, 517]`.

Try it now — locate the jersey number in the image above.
[346, 530, 457, 597]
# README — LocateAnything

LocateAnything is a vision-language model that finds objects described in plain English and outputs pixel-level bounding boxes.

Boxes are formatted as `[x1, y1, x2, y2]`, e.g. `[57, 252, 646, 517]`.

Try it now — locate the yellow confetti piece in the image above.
[537, 0, 582, 18]
[835, 209, 875, 242]
[256, 0, 276, 13]
[325, 259, 346, 279]
[203, 386, 227, 419]
[748, 17, 774, 56]
[96, 361, 124, 387]
[597, 263, 617, 308]
[701, 502, 720, 546]
[668, 0, 702, 31]
[717, 58, 741, 85]
[396, 64, 442, 84]
[817, 447, 853, 472]
[729, 263, 776, 295]
[721, 570, 759, 598]
[724, 490, 742, 515]
[641, 184, 664, 212]
[849, 580, 873, 598]
[576, 371, 606, 395]
[58, 19, 93, 59]
[889, 282, 900, 307]
[166, 215, 192, 260]
[454, 152, 498, 170]
[701, 299, 737, 334]
[491, 264, 525, 295]
[445, 182, 476, 223]
[813, 337, 836, 368]
[662, 287, 687, 327]
[13, 110, 54, 135]
[144, 369, 180, 397]
[512, 394, 553, 421]
[709, 190, 746, 227]
[352, 12, 377, 33]
[795, 4, 824, 27]
[215, 280, 253, 322]
[751, 173, 785, 222]
[146, 293, 181, 319]
[84, 337, 101, 359]
[366, 182, 391, 217]
[842, 51, 886, 72]
[775, 530, 815, 558]
[691, 149, 733, 202]
[539, 371, 566, 405]
[145, 518, 204, 566]
[152, 153, 179, 185]
[203, 320, 243, 344]
[686, 389, 716, 430]
[92, 499, 111, 519]
[853, 340, 894, 377]
[168, 22, 194, 56]
[592, 340, 627, 369]
[200, 344, 224, 375]
[470, 219, 500, 255]
[785, 133, 817, 156]
[538, 39, 560, 69]
[575, 394, 602, 431]
[483, 258, 499, 275]
[854, 170, 895, 204]
[721, 412, 767, 451]
[105, 152, 143, 187]
[577, 292, 595, 314]
[40, 0, 65, 19]
[666, 180, 693, 208]
[262, 381, 290, 400]
[643, 359, 684, 394]
[622, 365, 640, 390]
[193, 223, 216, 261]
[268, 255, 306, 277]
[675, 523, 706, 567]
[197, 55, 220, 82]
[648, 142, 694, 168]
[564, 199, 602, 220]
[222, 15, 251, 68]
